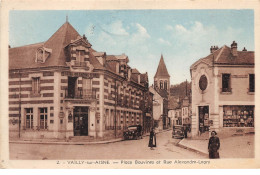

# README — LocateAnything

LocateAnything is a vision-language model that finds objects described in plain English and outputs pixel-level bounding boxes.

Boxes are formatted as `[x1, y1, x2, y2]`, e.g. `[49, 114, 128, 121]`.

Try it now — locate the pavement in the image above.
[9, 129, 254, 159]
[177, 134, 255, 158]
[10, 129, 205, 160]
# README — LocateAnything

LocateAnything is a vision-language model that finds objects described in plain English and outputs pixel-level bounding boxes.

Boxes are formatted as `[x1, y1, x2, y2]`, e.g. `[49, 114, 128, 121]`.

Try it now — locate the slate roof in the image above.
[9, 22, 81, 69]
[9, 22, 104, 70]
[154, 54, 170, 78]
[9, 22, 148, 87]
[140, 73, 148, 84]
[190, 44, 254, 70]
[132, 68, 140, 74]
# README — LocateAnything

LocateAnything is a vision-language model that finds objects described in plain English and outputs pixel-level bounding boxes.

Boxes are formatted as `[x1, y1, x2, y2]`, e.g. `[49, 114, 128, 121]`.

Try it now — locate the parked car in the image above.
[123, 125, 143, 140]
[172, 125, 184, 139]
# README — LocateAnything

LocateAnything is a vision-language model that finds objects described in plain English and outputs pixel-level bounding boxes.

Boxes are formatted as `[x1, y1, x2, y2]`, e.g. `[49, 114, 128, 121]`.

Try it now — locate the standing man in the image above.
[208, 131, 220, 159]
[148, 128, 157, 150]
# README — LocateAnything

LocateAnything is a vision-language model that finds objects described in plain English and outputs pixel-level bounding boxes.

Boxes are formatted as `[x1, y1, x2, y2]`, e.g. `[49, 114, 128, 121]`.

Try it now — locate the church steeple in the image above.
[154, 54, 170, 94]
[154, 54, 170, 78]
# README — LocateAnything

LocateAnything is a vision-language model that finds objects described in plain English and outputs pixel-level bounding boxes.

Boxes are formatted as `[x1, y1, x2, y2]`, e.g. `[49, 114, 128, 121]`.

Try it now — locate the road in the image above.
[9, 130, 206, 160]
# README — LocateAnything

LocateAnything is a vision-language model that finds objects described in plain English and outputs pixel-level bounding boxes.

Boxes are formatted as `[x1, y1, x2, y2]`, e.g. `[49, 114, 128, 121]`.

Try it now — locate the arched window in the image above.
[160, 81, 163, 89]
[164, 81, 168, 90]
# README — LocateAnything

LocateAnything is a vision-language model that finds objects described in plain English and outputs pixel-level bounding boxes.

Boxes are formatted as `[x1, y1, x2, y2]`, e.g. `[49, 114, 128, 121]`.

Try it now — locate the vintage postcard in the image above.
[0, 0, 260, 169]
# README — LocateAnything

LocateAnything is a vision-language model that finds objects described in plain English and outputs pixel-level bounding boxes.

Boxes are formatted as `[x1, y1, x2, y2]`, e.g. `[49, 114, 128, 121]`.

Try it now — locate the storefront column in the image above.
[219, 105, 224, 129]
[98, 74, 105, 138]
[209, 114, 220, 133]
[53, 72, 61, 138]
[65, 106, 74, 139]
[89, 102, 96, 138]
[191, 106, 199, 137]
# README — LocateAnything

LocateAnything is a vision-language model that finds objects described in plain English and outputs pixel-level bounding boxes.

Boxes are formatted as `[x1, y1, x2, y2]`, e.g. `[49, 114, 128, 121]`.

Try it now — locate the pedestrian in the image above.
[183, 125, 188, 138]
[208, 131, 220, 159]
[148, 128, 156, 150]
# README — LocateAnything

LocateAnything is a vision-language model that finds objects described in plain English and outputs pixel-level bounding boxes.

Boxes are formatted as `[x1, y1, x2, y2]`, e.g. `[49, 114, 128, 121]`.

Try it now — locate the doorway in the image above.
[73, 106, 89, 136]
[198, 106, 209, 133]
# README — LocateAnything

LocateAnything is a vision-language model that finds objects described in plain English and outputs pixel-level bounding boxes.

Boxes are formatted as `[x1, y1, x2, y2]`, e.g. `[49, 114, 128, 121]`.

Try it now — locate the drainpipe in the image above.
[114, 79, 117, 138]
[18, 70, 21, 138]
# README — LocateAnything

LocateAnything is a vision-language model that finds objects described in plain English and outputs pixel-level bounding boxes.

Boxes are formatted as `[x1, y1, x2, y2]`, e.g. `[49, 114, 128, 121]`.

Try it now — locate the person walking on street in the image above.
[183, 125, 188, 138]
[148, 128, 156, 150]
[208, 131, 220, 159]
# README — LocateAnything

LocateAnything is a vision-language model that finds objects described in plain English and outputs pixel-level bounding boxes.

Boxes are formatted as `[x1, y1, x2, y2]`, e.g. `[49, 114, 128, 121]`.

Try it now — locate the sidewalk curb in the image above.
[9, 129, 172, 145]
[176, 139, 208, 157]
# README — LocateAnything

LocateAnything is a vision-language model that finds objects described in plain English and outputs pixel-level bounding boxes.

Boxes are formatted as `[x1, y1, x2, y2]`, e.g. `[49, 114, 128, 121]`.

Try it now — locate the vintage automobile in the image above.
[123, 125, 143, 140]
[172, 125, 185, 139]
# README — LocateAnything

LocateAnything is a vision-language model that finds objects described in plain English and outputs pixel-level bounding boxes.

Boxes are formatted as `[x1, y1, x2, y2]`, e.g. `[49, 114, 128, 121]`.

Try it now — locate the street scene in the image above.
[10, 130, 206, 160]
[7, 10, 255, 160]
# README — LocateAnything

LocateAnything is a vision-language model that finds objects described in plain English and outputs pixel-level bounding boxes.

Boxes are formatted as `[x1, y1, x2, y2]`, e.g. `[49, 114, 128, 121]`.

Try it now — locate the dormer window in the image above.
[37, 49, 44, 62]
[36, 47, 52, 63]
[76, 50, 85, 62]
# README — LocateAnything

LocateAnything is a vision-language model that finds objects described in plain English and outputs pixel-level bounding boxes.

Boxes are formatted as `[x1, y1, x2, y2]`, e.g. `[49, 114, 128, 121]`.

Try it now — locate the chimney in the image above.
[231, 41, 238, 56]
[116, 62, 120, 74]
[83, 34, 87, 41]
[242, 47, 247, 51]
[210, 46, 219, 53]
[128, 68, 132, 80]
[138, 74, 141, 84]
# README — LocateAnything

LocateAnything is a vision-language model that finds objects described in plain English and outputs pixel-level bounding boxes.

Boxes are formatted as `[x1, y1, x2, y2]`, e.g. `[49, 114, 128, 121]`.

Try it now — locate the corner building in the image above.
[190, 41, 254, 137]
[9, 22, 149, 139]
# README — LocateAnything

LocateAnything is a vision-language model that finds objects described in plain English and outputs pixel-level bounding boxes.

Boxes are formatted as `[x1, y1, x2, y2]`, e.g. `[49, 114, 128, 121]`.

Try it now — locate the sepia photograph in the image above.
[1, 0, 260, 170]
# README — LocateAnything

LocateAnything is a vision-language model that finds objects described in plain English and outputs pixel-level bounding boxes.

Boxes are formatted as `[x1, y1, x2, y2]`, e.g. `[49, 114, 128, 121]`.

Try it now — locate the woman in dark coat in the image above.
[148, 128, 156, 150]
[208, 131, 220, 159]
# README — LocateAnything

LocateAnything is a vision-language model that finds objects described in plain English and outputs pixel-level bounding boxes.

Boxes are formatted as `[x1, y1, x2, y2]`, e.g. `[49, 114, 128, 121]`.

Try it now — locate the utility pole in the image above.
[18, 71, 21, 138]
[114, 79, 117, 138]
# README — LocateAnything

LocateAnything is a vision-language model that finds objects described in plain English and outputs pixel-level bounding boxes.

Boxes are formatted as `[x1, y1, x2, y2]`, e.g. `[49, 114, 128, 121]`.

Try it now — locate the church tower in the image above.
[154, 54, 170, 94]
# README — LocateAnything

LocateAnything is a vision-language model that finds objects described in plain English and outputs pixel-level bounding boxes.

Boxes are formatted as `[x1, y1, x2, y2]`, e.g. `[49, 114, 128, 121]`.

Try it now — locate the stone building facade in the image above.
[190, 41, 254, 137]
[9, 22, 149, 140]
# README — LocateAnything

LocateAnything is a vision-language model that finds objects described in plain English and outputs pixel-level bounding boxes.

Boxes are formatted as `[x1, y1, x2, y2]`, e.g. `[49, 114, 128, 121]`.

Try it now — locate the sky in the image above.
[9, 10, 254, 85]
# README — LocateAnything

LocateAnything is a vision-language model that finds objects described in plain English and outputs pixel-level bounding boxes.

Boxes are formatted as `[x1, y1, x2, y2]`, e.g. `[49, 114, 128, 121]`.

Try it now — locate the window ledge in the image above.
[247, 92, 255, 95]
[220, 91, 232, 95]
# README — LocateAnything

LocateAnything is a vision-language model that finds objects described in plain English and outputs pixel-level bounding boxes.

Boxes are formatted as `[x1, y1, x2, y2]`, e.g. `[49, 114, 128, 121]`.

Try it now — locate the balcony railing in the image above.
[65, 88, 96, 99]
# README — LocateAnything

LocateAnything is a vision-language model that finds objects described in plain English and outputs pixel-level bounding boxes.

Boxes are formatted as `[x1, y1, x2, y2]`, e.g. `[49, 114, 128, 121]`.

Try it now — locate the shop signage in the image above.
[71, 100, 91, 104]
[62, 71, 97, 78]
[10, 118, 19, 125]
[68, 112, 73, 123]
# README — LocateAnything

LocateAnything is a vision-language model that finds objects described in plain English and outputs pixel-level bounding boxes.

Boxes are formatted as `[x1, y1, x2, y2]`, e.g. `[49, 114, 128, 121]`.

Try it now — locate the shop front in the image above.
[73, 106, 89, 136]
[223, 105, 254, 128]
[198, 106, 209, 133]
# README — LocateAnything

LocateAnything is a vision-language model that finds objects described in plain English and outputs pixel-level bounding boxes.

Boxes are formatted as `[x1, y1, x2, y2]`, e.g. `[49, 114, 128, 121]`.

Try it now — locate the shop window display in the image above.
[223, 105, 254, 127]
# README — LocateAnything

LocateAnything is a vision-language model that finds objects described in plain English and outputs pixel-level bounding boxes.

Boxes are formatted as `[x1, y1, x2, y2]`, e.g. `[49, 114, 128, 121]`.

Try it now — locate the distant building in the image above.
[149, 54, 170, 130]
[190, 41, 254, 137]
[181, 96, 191, 126]
[9, 22, 149, 140]
[154, 54, 170, 95]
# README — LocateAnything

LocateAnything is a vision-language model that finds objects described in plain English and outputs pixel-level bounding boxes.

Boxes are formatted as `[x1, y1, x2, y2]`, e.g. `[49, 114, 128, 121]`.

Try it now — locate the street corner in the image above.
[176, 138, 208, 156]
